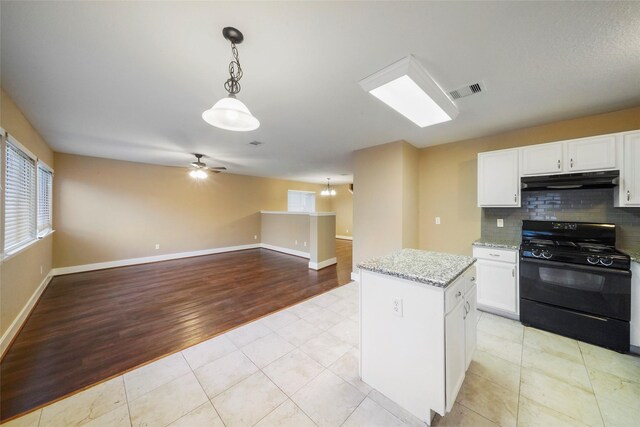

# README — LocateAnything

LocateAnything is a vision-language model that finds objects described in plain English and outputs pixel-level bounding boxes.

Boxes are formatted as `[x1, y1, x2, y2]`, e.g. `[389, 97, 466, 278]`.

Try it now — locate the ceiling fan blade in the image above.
[209, 166, 227, 170]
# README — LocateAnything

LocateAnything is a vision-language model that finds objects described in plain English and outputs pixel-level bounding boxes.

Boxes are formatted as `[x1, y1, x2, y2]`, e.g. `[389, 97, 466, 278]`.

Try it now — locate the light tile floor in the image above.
[3, 281, 639, 427]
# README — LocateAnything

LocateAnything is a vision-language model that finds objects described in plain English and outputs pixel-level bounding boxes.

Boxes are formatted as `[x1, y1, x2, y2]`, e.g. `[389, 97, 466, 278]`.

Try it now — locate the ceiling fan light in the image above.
[189, 169, 208, 179]
[202, 96, 260, 131]
[330, 189, 336, 196]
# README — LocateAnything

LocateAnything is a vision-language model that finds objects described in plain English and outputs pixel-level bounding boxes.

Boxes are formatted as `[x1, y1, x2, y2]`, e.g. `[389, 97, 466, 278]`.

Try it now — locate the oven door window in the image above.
[538, 267, 605, 292]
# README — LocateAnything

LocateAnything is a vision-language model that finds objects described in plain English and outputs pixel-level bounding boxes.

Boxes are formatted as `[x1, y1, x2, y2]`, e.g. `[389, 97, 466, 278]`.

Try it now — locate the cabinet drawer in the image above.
[445, 276, 466, 314]
[472, 247, 517, 263]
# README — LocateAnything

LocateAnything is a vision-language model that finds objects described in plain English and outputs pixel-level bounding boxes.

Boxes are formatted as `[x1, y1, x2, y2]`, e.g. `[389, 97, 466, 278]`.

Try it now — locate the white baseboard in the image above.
[260, 244, 310, 259]
[351, 271, 359, 281]
[52, 244, 261, 276]
[50, 242, 317, 278]
[1, 271, 53, 358]
[336, 235, 353, 241]
[309, 257, 337, 270]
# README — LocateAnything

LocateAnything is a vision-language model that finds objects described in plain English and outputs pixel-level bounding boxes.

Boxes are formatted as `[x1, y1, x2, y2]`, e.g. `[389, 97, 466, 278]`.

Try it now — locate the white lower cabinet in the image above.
[360, 265, 477, 425]
[445, 297, 466, 413]
[473, 247, 519, 317]
[464, 283, 477, 369]
[444, 282, 477, 412]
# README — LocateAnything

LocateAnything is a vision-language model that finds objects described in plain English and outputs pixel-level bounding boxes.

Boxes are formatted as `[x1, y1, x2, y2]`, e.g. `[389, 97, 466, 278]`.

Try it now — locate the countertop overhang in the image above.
[358, 249, 475, 288]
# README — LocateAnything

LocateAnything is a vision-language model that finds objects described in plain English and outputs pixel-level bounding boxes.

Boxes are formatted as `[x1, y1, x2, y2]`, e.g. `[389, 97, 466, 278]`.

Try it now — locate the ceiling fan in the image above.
[189, 153, 227, 179]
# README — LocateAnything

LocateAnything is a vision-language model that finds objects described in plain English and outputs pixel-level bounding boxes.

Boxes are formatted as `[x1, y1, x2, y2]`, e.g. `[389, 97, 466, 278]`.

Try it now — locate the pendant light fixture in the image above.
[202, 27, 260, 131]
[321, 178, 336, 196]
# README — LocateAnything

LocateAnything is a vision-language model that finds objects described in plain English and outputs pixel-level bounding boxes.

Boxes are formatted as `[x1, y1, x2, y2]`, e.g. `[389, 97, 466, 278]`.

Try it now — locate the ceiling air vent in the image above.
[448, 82, 484, 100]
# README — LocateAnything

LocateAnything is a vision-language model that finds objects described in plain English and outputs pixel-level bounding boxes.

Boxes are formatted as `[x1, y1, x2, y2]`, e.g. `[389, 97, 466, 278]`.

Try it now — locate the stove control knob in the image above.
[541, 250, 552, 259]
[531, 249, 541, 258]
[587, 256, 600, 265]
[599, 257, 614, 266]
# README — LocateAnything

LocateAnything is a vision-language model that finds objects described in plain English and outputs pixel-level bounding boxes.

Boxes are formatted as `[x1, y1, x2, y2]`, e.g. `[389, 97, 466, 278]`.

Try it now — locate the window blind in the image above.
[37, 163, 53, 234]
[287, 190, 316, 213]
[5, 140, 37, 253]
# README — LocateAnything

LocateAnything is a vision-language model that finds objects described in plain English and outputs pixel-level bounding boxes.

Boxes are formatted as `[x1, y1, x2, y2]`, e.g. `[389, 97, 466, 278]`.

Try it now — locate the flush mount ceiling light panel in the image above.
[359, 55, 458, 128]
[202, 27, 260, 132]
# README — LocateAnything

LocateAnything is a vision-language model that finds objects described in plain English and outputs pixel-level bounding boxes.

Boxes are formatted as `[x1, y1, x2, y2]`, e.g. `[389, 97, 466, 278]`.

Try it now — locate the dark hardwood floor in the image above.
[0, 240, 353, 422]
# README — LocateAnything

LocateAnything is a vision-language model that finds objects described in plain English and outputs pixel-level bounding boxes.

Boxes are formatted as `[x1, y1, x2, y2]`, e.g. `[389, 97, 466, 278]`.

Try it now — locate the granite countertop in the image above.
[357, 249, 476, 288]
[472, 239, 520, 250]
[621, 248, 640, 263]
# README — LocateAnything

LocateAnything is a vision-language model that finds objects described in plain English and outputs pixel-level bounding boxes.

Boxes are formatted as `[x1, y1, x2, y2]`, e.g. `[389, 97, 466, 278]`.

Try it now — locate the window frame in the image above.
[1, 131, 53, 259]
[287, 190, 316, 213]
[37, 160, 54, 237]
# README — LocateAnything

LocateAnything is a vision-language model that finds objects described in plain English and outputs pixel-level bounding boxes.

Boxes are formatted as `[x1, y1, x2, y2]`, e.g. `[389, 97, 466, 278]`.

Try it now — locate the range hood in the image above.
[521, 170, 619, 191]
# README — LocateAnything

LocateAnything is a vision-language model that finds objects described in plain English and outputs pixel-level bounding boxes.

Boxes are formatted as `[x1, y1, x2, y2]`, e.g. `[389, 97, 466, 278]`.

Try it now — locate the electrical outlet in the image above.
[497, 219, 504, 228]
[346, 228, 349, 233]
[40, 265, 43, 274]
[435, 217, 441, 225]
[155, 244, 160, 250]
[295, 240, 298, 245]
[254, 235, 258, 240]
[304, 241, 307, 247]
[392, 297, 403, 317]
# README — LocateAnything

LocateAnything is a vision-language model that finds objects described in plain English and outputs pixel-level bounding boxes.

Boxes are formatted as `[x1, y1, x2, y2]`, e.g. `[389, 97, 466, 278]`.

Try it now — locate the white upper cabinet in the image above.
[520, 142, 563, 175]
[616, 131, 640, 207]
[520, 134, 618, 176]
[566, 135, 617, 172]
[477, 149, 520, 207]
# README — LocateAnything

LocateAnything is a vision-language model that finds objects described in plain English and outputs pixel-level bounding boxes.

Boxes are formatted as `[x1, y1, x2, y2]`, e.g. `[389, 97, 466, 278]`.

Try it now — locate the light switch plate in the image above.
[435, 217, 441, 225]
[497, 219, 504, 228]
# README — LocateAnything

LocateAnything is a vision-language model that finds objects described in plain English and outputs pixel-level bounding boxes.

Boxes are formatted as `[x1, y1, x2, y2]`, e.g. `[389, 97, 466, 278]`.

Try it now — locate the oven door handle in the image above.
[519, 257, 631, 277]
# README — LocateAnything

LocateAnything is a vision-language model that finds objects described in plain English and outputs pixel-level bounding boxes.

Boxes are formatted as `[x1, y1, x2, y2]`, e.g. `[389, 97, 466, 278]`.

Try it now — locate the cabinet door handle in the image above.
[456, 291, 462, 298]
[489, 253, 500, 257]
[570, 158, 574, 168]
[470, 276, 476, 282]
[557, 159, 561, 169]
[512, 268, 515, 277]
[628, 190, 631, 201]
[514, 194, 517, 202]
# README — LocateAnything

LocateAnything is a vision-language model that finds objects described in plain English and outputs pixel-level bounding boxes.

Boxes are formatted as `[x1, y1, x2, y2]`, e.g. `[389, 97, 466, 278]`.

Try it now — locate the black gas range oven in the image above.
[519, 220, 632, 353]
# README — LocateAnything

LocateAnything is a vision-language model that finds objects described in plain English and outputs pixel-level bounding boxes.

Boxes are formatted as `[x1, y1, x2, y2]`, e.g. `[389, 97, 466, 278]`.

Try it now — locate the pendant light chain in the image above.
[224, 43, 243, 95]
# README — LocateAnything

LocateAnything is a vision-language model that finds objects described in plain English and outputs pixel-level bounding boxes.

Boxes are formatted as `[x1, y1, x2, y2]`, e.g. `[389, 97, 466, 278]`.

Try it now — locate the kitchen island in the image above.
[358, 249, 476, 425]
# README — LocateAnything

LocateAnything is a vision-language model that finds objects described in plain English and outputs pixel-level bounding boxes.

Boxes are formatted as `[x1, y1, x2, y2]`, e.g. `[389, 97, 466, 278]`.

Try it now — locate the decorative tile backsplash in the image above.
[481, 188, 640, 250]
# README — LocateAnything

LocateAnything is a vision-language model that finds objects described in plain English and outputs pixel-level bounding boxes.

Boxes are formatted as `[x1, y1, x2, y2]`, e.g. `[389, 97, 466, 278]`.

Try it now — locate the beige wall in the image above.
[261, 213, 310, 254]
[1, 89, 55, 339]
[352, 141, 419, 270]
[330, 184, 353, 237]
[53, 153, 332, 268]
[402, 142, 419, 248]
[311, 215, 336, 263]
[419, 106, 640, 256]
